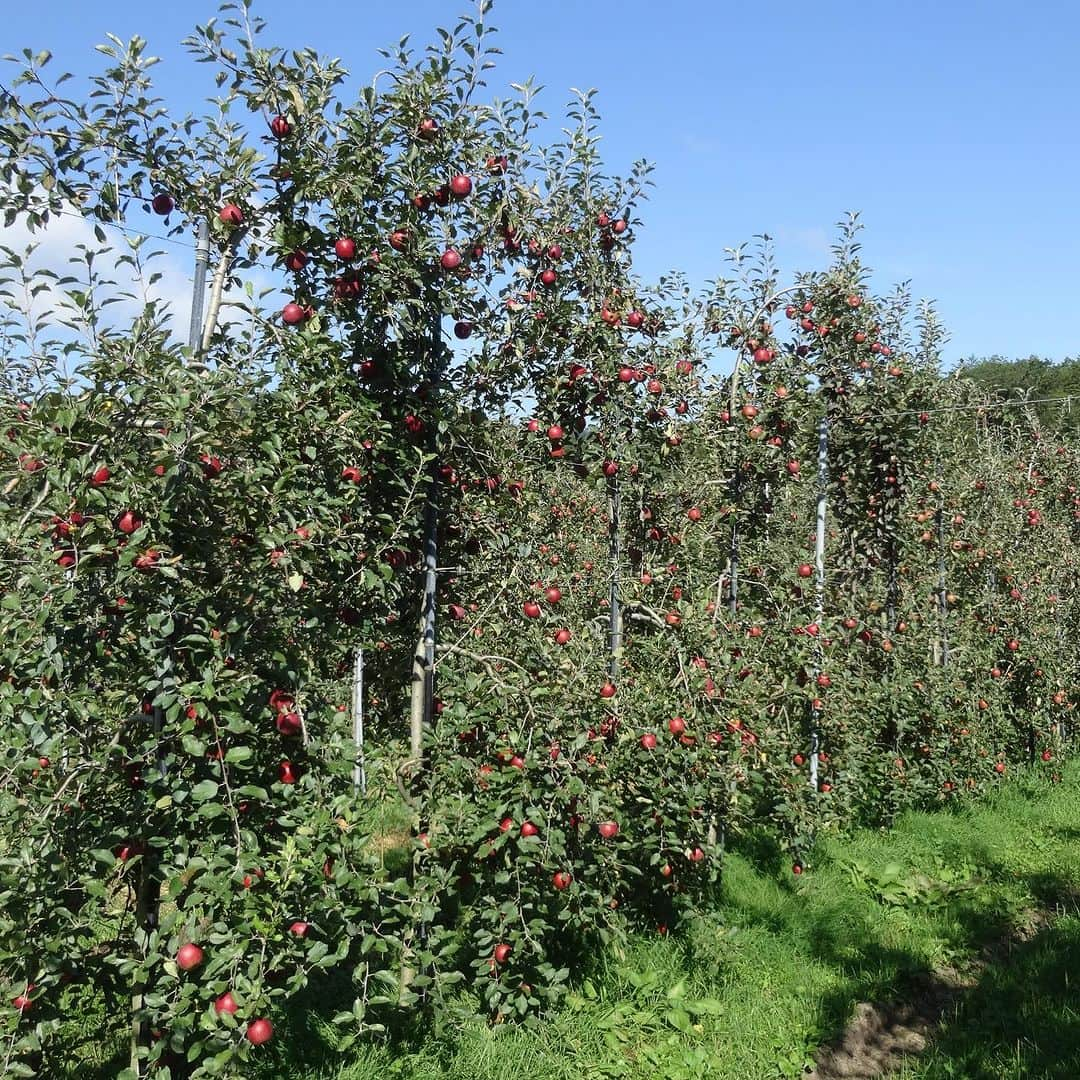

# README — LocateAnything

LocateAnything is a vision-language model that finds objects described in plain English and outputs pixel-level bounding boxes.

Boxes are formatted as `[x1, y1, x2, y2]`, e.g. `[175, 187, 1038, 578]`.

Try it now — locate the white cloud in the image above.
[1, 199, 279, 359]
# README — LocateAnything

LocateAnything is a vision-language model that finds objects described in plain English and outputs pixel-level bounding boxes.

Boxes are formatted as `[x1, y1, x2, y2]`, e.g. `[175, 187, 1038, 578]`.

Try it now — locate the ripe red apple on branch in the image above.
[218, 203, 243, 227]
[176, 943, 204, 972]
[214, 992, 238, 1016]
[246, 1018, 273, 1045]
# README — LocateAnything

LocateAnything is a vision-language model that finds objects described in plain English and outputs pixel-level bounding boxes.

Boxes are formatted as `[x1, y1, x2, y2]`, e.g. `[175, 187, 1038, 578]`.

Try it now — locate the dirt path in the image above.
[805, 911, 1053, 1079]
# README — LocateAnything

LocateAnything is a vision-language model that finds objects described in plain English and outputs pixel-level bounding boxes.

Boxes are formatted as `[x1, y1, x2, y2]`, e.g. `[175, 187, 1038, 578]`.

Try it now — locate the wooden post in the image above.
[810, 413, 828, 792]
[187, 220, 210, 352]
[401, 310, 442, 1002]
[934, 504, 950, 666]
[352, 648, 366, 795]
[606, 470, 622, 678]
[129, 704, 166, 1076]
[727, 466, 742, 615]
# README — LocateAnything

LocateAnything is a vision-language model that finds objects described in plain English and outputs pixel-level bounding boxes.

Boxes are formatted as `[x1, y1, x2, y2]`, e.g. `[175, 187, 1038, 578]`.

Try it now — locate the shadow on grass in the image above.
[718, 811, 1080, 1079]
[907, 913, 1080, 1079]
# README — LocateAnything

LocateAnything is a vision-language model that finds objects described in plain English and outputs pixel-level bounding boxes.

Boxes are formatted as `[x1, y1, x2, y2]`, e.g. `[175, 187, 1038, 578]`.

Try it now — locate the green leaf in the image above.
[191, 780, 219, 802]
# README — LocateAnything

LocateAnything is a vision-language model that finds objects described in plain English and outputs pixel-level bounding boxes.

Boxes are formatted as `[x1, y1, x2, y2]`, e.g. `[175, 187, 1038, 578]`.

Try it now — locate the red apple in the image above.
[554, 628, 572, 645]
[797, 563, 814, 579]
[134, 550, 160, 571]
[151, 193, 174, 216]
[246, 1018, 273, 1045]
[520, 821, 538, 838]
[288, 920, 309, 937]
[523, 601, 541, 619]
[176, 943, 204, 971]
[199, 453, 222, 478]
[417, 117, 439, 140]
[278, 760, 298, 784]
[214, 991, 238, 1016]
[439, 248, 462, 271]
[597, 820, 619, 839]
[668, 716, 686, 736]
[544, 586, 562, 604]
[117, 510, 142, 535]
[599, 682, 616, 699]
[284, 249, 308, 271]
[640, 732, 657, 750]
[450, 173, 472, 197]
[275, 710, 302, 736]
[493, 943, 512, 964]
[552, 871, 571, 890]
[334, 237, 357, 260]
[282, 302, 306, 325]
[218, 203, 244, 227]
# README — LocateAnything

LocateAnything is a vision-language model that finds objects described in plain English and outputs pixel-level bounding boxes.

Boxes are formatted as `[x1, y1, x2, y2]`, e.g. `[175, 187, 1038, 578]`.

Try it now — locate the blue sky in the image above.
[4, 0, 1078, 366]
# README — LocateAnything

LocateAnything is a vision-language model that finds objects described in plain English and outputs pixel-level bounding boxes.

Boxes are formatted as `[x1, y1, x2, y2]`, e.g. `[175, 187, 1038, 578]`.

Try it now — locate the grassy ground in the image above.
[60, 766, 1080, 1078]
[256, 766, 1080, 1080]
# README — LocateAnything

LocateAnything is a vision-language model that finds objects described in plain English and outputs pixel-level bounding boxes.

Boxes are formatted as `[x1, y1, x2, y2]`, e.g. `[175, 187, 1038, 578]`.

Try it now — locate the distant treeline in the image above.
[951, 355, 1080, 433]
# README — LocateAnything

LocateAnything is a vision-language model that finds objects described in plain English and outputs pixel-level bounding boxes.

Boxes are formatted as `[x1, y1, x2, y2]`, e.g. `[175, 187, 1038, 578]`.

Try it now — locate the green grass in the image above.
[897, 914, 1080, 1080]
[254, 767, 1080, 1080]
